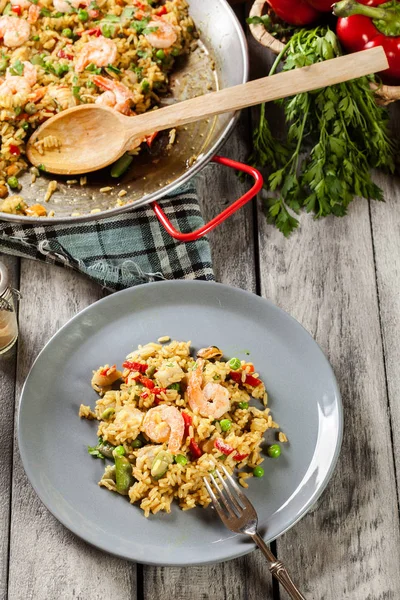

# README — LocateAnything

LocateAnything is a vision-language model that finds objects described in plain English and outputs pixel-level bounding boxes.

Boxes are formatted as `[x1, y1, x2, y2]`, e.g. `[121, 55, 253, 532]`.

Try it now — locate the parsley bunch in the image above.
[248, 27, 396, 237]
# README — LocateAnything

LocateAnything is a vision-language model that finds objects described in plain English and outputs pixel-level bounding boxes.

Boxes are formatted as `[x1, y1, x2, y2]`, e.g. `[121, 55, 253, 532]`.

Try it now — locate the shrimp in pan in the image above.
[142, 405, 184, 454]
[0, 16, 30, 48]
[187, 358, 231, 419]
[144, 17, 177, 49]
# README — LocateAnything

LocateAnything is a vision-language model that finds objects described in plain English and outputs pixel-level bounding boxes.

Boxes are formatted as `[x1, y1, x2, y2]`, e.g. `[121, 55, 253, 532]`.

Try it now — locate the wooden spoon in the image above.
[26, 47, 388, 175]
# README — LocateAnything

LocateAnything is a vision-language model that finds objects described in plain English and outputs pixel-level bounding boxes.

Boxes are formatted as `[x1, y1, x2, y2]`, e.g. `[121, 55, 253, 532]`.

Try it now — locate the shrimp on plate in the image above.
[28, 4, 40, 24]
[0, 60, 37, 97]
[75, 36, 117, 73]
[187, 358, 231, 419]
[47, 85, 77, 110]
[53, 0, 99, 16]
[0, 16, 30, 48]
[144, 16, 177, 49]
[142, 405, 184, 454]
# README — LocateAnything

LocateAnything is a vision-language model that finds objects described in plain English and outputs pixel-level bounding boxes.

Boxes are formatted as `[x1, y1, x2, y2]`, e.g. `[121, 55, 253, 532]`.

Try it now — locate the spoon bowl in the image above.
[26, 47, 388, 175]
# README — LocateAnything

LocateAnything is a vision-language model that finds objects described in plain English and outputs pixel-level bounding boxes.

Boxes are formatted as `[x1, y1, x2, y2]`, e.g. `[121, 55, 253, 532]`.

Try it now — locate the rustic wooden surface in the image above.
[2, 3, 400, 599]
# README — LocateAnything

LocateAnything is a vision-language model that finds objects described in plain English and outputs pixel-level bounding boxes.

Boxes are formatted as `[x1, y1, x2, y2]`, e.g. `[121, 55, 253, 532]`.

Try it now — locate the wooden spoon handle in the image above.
[123, 46, 388, 146]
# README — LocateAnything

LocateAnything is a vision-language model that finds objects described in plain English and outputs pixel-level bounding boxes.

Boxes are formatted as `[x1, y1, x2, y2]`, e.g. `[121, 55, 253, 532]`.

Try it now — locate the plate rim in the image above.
[17, 280, 343, 566]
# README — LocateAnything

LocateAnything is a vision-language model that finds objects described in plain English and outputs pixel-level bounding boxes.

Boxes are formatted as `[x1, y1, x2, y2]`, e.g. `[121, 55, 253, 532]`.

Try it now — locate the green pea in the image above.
[7, 176, 19, 189]
[32, 35, 40, 41]
[171, 47, 180, 56]
[141, 79, 150, 93]
[78, 8, 88, 21]
[228, 357, 241, 370]
[219, 419, 231, 432]
[62, 28, 73, 38]
[253, 466, 264, 478]
[237, 401, 249, 409]
[131, 439, 143, 449]
[168, 382, 181, 391]
[155, 49, 165, 60]
[21, 122, 29, 131]
[24, 102, 37, 115]
[175, 454, 188, 466]
[267, 444, 281, 459]
[14, 106, 22, 116]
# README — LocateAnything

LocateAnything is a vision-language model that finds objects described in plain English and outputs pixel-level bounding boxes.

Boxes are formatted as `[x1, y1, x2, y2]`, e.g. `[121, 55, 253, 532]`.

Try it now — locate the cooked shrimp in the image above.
[0, 76, 30, 96]
[93, 75, 134, 115]
[91, 364, 122, 388]
[113, 405, 144, 438]
[0, 16, 30, 48]
[6, 60, 37, 86]
[75, 36, 117, 73]
[154, 361, 184, 389]
[144, 17, 177, 49]
[53, 0, 98, 16]
[47, 85, 77, 110]
[28, 4, 40, 24]
[142, 405, 184, 454]
[187, 358, 231, 419]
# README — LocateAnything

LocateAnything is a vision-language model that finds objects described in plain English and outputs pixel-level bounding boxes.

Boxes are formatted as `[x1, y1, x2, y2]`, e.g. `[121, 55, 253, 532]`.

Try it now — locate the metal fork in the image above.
[204, 466, 307, 600]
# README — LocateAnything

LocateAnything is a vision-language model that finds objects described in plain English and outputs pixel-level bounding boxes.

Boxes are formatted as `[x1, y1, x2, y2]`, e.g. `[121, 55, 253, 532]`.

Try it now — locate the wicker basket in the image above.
[249, 0, 400, 104]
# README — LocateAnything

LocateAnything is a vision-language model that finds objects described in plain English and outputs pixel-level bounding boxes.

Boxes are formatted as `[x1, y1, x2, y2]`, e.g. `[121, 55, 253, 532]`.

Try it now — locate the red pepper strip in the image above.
[334, 0, 400, 82]
[233, 452, 249, 461]
[214, 438, 234, 456]
[146, 132, 158, 148]
[139, 375, 155, 389]
[57, 49, 73, 60]
[182, 412, 192, 437]
[189, 438, 202, 459]
[78, 27, 101, 36]
[141, 391, 149, 399]
[11, 5, 21, 14]
[99, 364, 115, 377]
[9, 145, 20, 156]
[122, 360, 148, 373]
[229, 371, 262, 387]
[155, 5, 167, 15]
[266, 0, 321, 26]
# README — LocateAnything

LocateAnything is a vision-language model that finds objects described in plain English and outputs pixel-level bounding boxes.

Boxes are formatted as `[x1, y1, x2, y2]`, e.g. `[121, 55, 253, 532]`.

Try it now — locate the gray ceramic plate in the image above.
[18, 281, 342, 566]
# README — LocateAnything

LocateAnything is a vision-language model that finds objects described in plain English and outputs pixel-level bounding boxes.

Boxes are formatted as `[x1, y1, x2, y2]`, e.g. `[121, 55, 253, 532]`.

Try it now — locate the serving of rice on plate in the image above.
[0, 0, 195, 216]
[79, 339, 287, 518]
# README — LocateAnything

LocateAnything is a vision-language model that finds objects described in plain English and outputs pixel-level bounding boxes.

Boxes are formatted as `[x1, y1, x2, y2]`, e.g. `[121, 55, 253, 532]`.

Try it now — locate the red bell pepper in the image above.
[266, 0, 321, 25]
[57, 49, 73, 60]
[122, 360, 148, 373]
[182, 412, 192, 438]
[146, 132, 158, 147]
[155, 5, 167, 16]
[233, 452, 249, 462]
[189, 438, 202, 459]
[11, 5, 21, 14]
[333, 0, 400, 82]
[78, 27, 101, 37]
[9, 145, 20, 156]
[229, 371, 262, 387]
[139, 376, 155, 389]
[214, 438, 234, 455]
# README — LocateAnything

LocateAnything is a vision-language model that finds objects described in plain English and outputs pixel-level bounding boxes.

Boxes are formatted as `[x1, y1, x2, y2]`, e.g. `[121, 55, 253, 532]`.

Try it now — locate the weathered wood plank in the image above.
[0, 254, 19, 600]
[7, 261, 137, 600]
[250, 48, 400, 600]
[369, 104, 400, 502]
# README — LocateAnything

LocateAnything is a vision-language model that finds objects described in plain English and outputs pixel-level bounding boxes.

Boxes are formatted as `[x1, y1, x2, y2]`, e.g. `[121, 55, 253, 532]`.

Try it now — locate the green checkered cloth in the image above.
[0, 180, 214, 291]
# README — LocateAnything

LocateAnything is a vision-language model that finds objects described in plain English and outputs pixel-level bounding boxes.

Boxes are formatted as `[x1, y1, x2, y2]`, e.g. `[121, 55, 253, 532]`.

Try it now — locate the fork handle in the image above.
[251, 533, 307, 600]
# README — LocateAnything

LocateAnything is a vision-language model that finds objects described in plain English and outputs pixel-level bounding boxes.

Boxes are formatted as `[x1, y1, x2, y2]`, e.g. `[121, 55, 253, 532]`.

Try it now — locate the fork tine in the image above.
[209, 473, 237, 518]
[203, 477, 226, 518]
[214, 469, 243, 515]
[220, 464, 248, 508]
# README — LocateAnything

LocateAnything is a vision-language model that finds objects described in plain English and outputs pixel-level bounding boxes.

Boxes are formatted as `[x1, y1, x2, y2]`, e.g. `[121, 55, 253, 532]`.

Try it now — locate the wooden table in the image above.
[2, 4, 400, 599]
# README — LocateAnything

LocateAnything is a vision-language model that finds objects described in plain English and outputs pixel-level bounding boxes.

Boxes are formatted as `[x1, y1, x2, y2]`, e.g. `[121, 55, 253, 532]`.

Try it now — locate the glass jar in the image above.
[0, 261, 20, 354]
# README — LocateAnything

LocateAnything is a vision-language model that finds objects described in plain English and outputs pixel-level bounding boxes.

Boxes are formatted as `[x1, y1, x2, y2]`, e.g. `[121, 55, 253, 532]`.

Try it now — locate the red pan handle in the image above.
[151, 155, 263, 242]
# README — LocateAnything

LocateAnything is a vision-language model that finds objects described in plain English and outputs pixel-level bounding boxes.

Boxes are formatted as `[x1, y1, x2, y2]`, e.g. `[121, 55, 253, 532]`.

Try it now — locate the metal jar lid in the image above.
[0, 261, 10, 299]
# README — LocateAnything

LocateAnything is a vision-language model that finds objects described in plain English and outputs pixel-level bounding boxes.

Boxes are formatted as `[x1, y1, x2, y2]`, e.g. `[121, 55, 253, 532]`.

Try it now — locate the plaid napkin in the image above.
[0, 180, 214, 291]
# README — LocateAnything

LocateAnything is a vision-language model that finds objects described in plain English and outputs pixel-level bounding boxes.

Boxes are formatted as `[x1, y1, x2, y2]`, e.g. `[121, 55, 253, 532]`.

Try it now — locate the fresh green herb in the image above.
[136, 49, 149, 59]
[38, 164, 47, 172]
[62, 28, 73, 38]
[14, 203, 22, 212]
[168, 382, 181, 391]
[228, 357, 241, 370]
[21, 122, 29, 131]
[53, 63, 70, 76]
[40, 7, 52, 17]
[121, 6, 134, 21]
[9, 59, 24, 76]
[246, 27, 396, 237]
[53, 11, 64, 17]
[101, 22, 116, 38]
[88, 445, 105, 459]
[86, 80, 95, 88]
[142, 26, 158, 34]
[31, 54, 45, 66]
[131, 17, 150, 33]
[237, 401, 249, 410]
[85, 62, 102, 74]
[131, 65, 143, 80]
[103, 13, 120, 21]
[106, 63, 121, 74]
[141, 79, 150, 93]
[14, 106, 22, 116]
[246, 14, 296, 39]
[72, 85, 81, 98]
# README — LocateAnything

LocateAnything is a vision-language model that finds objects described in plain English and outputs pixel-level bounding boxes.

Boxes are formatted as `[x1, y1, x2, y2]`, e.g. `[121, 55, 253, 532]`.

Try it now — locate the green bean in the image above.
[113, 446, 134, 494]
[100, 407, 115, 420]
[110, 153, 133, 178]
[168, 382, 181, 391]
